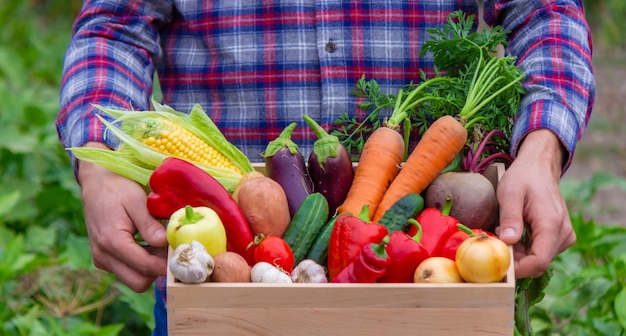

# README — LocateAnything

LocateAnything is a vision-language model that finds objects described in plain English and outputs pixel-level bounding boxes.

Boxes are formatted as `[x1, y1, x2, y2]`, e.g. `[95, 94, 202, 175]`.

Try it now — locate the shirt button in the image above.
[325, 41, 337, 53]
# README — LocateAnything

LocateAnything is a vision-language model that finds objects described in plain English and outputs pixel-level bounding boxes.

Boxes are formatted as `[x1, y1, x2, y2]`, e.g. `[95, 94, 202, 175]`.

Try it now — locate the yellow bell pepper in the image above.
[167, 205, 227, 257]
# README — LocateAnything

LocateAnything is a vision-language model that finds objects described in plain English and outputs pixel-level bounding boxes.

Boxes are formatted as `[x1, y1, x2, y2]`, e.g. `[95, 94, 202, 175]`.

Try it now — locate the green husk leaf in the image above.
[67, 104, 249, 191]
[68, 147, 153, 186]
[188, 104, 253, 173]
[97, 115, 241, 191]
[94, 104, 253, 175]
[151, 98, 178, 113]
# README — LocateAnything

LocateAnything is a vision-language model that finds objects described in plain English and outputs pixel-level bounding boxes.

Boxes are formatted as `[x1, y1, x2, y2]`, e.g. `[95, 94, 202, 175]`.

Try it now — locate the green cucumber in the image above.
[306, 215, 339, 267]
[378, 193, 424, 233]
[283, 192, 329, 264]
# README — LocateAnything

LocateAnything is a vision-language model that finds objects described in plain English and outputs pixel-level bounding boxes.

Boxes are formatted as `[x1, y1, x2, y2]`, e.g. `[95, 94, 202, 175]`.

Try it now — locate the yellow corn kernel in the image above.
[138, 118, 241, 174]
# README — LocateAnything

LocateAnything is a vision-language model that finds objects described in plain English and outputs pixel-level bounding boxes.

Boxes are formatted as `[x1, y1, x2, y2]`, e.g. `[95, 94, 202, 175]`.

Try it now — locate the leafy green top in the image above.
[332, 10, 525, 161]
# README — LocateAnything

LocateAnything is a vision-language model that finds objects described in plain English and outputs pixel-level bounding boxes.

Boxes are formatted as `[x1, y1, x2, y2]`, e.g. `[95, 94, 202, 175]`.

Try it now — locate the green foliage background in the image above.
[582, 0, 626, 51]
[0, 1, 624, 335]
[0, 1, 153, 335]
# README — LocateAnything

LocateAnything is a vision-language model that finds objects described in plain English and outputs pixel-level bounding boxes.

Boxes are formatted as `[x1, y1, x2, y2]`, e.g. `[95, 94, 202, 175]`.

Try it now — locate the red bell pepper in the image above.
[146, 157, 255, 265]
[440, 224, 496, 260]
[327, 205, 388, 280]
[331, 236, 390, 283]
[378, 219, 430, 283]
[408, 195, 460, 257]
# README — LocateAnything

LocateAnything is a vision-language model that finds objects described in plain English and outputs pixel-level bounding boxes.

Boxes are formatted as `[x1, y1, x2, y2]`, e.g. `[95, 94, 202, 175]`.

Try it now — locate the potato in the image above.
[236, 175, 291, 237]
[424, 172, 498, 230]
[210, 251, 252, 282]
[232, 170, 265, 202]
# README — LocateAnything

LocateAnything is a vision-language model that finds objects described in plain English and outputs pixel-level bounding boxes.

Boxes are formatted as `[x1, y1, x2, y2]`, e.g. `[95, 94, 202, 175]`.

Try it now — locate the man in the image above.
[56, 1, 595, 333]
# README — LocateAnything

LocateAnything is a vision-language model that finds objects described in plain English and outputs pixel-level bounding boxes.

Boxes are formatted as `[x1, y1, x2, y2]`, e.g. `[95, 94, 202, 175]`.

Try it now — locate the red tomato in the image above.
[252, 235, 295, 273]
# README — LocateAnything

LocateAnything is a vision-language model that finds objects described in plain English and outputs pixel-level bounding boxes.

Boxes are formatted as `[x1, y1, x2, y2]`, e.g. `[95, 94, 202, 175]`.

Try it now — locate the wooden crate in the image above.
[166, 163, 514, 336]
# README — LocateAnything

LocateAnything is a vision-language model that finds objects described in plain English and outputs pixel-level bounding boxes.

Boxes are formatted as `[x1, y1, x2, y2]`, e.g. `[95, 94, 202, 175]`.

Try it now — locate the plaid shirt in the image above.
[56, 0, 594, 313]
[57, 0, 595, 167]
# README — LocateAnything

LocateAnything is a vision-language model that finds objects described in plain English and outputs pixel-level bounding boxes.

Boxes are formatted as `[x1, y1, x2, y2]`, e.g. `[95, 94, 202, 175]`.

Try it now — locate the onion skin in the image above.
[455, 233, 511, 283]
[413, 257, 464, 284]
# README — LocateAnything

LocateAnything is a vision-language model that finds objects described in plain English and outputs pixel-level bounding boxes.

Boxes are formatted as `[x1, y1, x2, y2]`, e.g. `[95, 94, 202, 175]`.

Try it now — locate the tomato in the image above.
[455, 232, 511, 283]
[252, 235, 295, 273]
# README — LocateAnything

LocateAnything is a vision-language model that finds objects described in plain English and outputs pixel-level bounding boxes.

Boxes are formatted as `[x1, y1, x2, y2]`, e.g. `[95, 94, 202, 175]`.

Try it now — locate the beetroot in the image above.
[427, 129, 511, 230]
[424, 171, 498, 231]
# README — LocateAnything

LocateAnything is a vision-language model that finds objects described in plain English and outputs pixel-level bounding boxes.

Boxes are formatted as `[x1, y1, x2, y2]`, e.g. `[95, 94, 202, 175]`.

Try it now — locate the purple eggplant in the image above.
[302, 115, 354, 217]
[262, 123, 313, 217]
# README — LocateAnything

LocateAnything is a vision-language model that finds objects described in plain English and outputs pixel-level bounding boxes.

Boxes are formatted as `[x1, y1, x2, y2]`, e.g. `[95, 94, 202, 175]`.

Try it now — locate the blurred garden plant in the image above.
[0, 1, 154, 335]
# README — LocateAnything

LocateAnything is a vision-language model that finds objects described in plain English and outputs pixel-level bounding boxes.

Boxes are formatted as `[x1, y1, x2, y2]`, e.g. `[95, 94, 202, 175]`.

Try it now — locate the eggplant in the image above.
[302, 115, 355, 216]
[262, 123, 313, 217]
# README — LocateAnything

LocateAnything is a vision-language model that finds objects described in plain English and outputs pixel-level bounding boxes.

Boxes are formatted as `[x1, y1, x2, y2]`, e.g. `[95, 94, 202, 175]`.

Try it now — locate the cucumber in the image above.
[283, 192, 329, 264]
[378, 193, 424, 233]
[306, 215, 339, 267]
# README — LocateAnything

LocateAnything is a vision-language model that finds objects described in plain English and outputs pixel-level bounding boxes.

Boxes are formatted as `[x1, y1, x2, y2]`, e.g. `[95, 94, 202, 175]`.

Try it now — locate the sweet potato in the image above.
[236, 174, 292, 237]
[232, 170, 265, 202]
[424, 171, 498, 230]
[210, 251, 252, 282]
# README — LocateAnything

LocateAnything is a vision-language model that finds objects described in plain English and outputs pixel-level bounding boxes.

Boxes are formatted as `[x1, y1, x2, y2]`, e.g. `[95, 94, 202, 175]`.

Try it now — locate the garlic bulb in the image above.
[251, 262, 292, 283]
[291, 259, 328, 283]
[169, 240, 214, 284]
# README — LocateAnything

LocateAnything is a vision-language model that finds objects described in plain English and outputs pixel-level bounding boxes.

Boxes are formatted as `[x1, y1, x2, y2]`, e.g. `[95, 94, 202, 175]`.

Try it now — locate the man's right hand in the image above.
[77, 142, 168, 293]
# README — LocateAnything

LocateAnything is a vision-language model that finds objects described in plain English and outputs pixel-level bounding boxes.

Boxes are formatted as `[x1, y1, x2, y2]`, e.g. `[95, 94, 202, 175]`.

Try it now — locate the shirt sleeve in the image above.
[483, 0, 596, 171]
[56, 0, 174, 154]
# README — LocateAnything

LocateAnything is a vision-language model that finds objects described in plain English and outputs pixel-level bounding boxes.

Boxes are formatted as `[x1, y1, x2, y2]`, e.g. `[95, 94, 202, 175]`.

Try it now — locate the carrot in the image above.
[337, 77, 453, 219]
[336, 126, 404, 218]
[372, 115, 467, 222]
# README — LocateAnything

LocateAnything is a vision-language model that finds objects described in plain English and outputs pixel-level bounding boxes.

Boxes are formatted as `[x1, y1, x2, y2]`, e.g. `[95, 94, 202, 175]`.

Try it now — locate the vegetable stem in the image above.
[180, 205, 205, 226]
[442, 195, 454, 217]
[463, 73, 525, 122]
[457, 223, 475, 237]
[408, 218, 424, 243]
[338, 110, 384, 146]
[396, 77, 457, 115]
[357, 205, 372, 222]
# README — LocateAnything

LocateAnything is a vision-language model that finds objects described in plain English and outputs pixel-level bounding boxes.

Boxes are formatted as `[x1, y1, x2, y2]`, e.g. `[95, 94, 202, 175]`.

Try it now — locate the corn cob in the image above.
[136, 117, 242, 174]
[68, 104, 253, 192]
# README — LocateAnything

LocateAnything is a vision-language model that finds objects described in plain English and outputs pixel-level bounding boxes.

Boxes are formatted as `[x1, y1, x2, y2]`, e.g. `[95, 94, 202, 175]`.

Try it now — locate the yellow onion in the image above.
[414, 257, 464, 284]
[455, 233, 511, 283]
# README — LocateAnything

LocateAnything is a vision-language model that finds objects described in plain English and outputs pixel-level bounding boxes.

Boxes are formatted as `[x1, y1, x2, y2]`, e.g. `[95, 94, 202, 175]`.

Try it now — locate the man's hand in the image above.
[77, 142, 168, 292]
[496, 130, 576, 278]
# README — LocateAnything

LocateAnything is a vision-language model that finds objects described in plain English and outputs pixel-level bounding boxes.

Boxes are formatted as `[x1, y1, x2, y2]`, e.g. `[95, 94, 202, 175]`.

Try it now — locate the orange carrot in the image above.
[336, 126, 405, 218]
[372, 115, 468, 222]
[337, 75, 456, 220]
